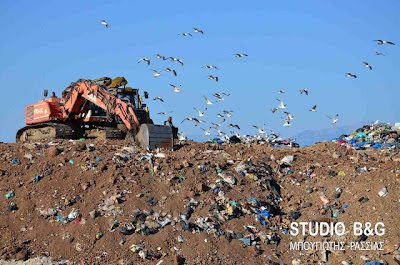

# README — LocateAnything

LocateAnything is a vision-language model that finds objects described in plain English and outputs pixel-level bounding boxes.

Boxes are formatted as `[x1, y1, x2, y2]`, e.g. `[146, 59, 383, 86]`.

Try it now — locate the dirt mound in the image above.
[0, 140, 399, 264]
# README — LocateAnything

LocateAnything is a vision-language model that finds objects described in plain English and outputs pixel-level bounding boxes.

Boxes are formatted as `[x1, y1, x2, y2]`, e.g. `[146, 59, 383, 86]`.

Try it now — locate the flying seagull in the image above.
[278, 89, 285, 94]
[181, 117, 203, 126]
[372, 120, 379, 125]
[217, 129, 226, 137]
[300, 89, 308, 95]
[201, 127, 212, 136]
[158, 111, 172, 115]
[138, 58, 150, 65]
[223, 110, 233, 117]
[178, 33, 193, 37]
[222, 93, 230, 96]
[229, 124, 241, 130]
[193, 107, 207, 117]
[326, 114, 339, 126]
[202, 65, 218, 69]
[271, 108, 278, 113]
[345, 73, 357, 78]
[155, 54, 167, 60]
[283, 117, 291, 127]
[309, 105, 317, 112]
[170, 84, 181, 92]
[277, 99, 286, 110]
[253, 125, 266, 135]
[375, 52, 385, 56]
[363, 62, 372, 70]
[100, 20, 109, 28]
[216, 113, 224, 118]
[207, 75, 219, 82]
[193, 28, 204, 34]
[169, 57, 184, 66]
[150, 69, 161, 77]
[212, 93, 224, 101]
[203, 96, 213, 105]
[284, 111, 295, 120]
[234, 54, 248, 57]
[153, 97, 164, 102]
[374, 40, 395, 45]
[165, 68, 177, 76]
[212, 119, 226, 128]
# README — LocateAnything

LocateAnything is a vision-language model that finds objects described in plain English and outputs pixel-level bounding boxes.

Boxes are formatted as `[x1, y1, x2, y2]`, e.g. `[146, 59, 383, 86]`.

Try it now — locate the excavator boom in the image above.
[64, 79, 140, 132]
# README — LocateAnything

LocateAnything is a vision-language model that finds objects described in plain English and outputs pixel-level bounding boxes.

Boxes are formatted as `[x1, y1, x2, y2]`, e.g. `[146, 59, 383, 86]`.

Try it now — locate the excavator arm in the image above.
[63, 79, 140, 132]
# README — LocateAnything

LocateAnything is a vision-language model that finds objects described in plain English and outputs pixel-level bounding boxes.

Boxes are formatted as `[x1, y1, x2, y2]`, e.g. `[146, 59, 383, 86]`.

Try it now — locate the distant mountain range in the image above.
[290, 123, 366, 147]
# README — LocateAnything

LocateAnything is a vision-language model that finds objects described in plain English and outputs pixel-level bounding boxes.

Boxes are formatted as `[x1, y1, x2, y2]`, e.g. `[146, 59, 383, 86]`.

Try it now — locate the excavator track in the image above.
[85, 126, 125, 140]
[16, 123, 74, 142]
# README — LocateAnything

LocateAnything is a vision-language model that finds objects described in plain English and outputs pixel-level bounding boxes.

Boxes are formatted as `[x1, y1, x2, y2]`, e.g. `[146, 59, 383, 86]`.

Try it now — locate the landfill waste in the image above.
[0, 139, 399, 264]
[332, 122, 400, 151]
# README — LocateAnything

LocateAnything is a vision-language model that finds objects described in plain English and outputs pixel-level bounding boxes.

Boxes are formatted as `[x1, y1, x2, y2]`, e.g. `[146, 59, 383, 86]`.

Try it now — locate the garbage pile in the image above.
[332, 122, 400, 150]
[208, 135, 300, 148]
[0, 139, 399, 264]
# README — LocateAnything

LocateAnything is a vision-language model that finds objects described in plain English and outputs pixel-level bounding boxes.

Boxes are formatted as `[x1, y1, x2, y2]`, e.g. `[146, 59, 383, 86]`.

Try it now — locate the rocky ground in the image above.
[0, 140, 399, 265]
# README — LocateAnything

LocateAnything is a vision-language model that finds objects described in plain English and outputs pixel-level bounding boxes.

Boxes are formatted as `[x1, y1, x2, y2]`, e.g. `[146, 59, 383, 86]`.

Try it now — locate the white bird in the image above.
[212, 119, 226, 128]
[201, 127, 212, 136]
[217, 129, 225, 136]
[153, 97, 164, 102]
[178, 132, 188, 142]
[283, 118, 291, 127]
[151, 69, 161, 77]
[203, 96, 213, 105]
[158, 112, 171, 115]
[216, 113, 224, 118]
[234, 54, 248, 57]
[326, 114, 339, 126]
[345, 73, 357, 78]
[375, 52, 385, 56]
[309, 105, 317, 112]
[252, 125, 266, 135]
[181, 117, 203, 126]
[202, 65, 218, 69]
[207, 75, 219, 82]
[193, 107, 207, 117]
[165, 68, 177, 76]
[278, 89, 285, 94]
[155, 54, 167, 60]
[169, 57, 184, 66]
[212, 93, 224, 101]
[363, 62, 372, 70]
[374, 40, 395, 45]
[169, 84, 181, 92]
[284, 111, 295, 120]
[178, 33, 193, 37]
[223, 110, 233, 117]
[229, 124, 240, 130]
[372, 120, 379, 125]
[138, 58, 150, 65]
[277, 99, 286, 110]
[100, 20, 109, 28]
[193, 28, 204, 34]
[299, 89, 308, 95]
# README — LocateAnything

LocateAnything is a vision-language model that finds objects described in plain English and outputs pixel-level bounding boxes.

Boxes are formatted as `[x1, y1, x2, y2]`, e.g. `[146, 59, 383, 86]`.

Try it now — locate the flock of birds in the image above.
[99, 20, 395, 141]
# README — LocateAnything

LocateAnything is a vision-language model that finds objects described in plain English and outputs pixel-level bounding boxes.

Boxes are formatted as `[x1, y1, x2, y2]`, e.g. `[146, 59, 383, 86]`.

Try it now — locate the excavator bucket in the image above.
[136, 124, 173, 150]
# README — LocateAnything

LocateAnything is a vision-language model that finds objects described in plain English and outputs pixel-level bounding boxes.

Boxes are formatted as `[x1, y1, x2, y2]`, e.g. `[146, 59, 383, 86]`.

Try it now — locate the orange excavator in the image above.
[16, 77, 177, 150]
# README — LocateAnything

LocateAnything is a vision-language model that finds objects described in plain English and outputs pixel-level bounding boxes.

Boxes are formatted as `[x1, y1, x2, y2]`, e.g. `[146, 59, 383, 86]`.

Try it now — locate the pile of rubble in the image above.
[0, 139, 400, 264]
[332, 122, 400, 151]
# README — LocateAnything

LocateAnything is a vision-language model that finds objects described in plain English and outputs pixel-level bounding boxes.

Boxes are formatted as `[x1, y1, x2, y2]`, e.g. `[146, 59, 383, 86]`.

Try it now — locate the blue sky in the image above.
[1, 0, 400, 142]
